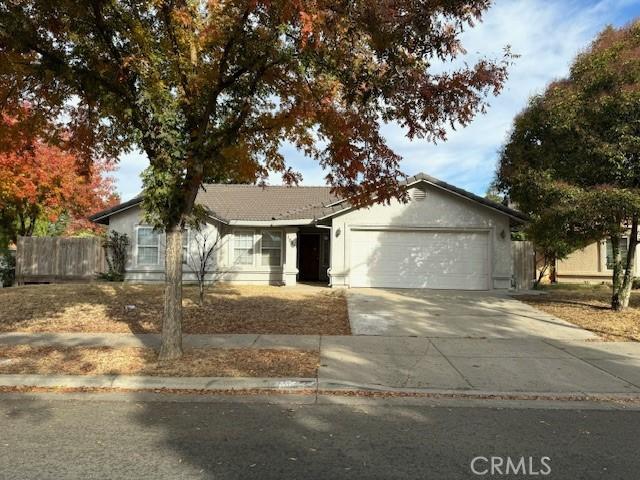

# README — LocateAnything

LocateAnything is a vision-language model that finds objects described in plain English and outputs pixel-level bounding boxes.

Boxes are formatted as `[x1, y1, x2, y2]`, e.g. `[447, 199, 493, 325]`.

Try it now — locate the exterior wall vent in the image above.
[411, 187, 427, 201]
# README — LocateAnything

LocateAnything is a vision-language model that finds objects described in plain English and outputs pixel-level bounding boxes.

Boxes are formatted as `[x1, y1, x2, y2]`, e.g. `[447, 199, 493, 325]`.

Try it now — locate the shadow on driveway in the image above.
[346, 288, 598, 340]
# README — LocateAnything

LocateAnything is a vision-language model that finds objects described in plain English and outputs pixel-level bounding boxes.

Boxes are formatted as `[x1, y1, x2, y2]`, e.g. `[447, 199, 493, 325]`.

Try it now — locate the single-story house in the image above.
[554, 237, 637, 284]
[89, 173, 526, 290]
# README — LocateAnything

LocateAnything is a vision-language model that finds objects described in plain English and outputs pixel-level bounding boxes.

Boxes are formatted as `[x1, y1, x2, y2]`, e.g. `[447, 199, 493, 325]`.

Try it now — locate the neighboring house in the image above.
[89, 173, 526, 290]
[555, 237, 638, 284]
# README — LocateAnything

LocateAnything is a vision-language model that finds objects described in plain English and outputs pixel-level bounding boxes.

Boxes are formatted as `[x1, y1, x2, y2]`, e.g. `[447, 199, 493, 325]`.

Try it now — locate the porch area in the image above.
[295, 227, 331, 285]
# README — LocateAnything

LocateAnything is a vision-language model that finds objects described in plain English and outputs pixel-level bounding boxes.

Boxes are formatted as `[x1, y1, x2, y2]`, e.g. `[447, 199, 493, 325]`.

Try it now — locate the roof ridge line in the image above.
[204, 183, 332, 189]
[273, 199, 334, 220]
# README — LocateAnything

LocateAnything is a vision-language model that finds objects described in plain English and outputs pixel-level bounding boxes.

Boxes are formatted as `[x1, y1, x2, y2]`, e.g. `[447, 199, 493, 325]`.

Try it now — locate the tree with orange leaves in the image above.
[1, 1, 511, 359]
[0, 141, 118, 245]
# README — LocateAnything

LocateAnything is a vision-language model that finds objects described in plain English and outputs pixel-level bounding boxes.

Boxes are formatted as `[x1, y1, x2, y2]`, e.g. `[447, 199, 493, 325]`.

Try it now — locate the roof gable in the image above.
[408, 174, 527, 222]
[317, 173, 527, 222]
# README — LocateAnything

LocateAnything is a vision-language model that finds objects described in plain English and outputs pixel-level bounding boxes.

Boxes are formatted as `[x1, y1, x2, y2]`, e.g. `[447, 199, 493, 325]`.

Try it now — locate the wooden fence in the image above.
[16, 236, 107, 284]
[511, 240, 535, 291]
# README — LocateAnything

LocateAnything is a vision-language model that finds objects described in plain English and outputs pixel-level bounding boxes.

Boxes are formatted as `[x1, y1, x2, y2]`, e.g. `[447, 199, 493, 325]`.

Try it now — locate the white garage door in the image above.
[349, 229, 490, 290]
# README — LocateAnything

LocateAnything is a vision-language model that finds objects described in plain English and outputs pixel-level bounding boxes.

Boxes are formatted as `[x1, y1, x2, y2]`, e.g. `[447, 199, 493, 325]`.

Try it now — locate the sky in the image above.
[113, 0, 640, 201]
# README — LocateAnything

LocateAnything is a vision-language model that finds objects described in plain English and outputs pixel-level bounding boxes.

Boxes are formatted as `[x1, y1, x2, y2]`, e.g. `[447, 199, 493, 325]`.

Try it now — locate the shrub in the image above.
[632, 277, 640, 290]
[100, 231, 129, 282]
[0, 251, 16, 287]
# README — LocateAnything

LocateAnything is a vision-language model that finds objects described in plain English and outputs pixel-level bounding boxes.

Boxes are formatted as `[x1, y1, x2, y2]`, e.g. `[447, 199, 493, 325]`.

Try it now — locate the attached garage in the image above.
[348, 229, 490, 290]
[326, 174, 526, 291]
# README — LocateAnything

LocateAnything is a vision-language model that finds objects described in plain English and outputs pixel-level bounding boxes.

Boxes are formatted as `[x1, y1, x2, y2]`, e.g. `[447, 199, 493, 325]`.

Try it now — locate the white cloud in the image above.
[386, 0, 639, 194]
[114, 150, 148, 200]
[113, 0, 638, 198]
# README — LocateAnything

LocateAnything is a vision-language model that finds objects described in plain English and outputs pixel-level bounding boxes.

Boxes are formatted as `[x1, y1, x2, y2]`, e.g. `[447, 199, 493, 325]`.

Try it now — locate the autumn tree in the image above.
[497, 21, 640, 309]
[0, 1, 511, 359]
[0, 141, 117, 244]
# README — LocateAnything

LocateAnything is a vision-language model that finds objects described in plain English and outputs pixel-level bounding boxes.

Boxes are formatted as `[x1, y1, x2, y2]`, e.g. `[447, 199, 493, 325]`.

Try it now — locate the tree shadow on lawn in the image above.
[0, 283, 350, 336]
[516, 292, 640, 342]
[524, 287, 640, 310]
[0, 345, 319, 378]
[0, 283, 167, 334]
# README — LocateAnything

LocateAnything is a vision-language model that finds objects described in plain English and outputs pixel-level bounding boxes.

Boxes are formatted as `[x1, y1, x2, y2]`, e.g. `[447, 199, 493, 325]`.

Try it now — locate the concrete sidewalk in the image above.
[320, 336, 640, 394]
[1, 333, 640, 397]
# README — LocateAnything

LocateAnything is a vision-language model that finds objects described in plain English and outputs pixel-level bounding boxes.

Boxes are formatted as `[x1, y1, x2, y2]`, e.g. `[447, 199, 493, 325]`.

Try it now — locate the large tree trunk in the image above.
[159, 226, 184, 360]
[156, 160, 203, 360]
[610, 233, 624, 310]
[615, 216, 639, 311]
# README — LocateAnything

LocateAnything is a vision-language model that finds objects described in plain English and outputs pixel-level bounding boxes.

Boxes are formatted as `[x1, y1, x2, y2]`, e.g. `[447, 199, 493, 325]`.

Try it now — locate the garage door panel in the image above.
[349, 230, 489, 290]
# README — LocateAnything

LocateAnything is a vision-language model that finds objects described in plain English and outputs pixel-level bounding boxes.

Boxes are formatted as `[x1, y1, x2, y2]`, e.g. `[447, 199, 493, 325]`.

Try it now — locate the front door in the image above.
[298, 234, 321, 281]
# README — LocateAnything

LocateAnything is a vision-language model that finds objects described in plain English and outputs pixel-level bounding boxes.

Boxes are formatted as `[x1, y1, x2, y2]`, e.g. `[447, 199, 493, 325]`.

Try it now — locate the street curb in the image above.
[0, 374, 639, 404]
[317, 378, 640, 402]
[0, 374, 316, 391]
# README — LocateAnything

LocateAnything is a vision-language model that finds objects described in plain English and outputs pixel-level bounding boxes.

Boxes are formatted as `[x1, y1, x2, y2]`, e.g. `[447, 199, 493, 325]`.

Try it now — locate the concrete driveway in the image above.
[347, 289, 598, 340]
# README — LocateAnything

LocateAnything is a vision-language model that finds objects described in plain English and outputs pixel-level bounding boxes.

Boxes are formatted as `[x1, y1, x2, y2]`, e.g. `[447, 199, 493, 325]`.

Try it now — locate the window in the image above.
[261, 231, 282, 266]
[137, 227, 160, 266]
[233, 231, 254, 265]
[606, 238, 628, 270]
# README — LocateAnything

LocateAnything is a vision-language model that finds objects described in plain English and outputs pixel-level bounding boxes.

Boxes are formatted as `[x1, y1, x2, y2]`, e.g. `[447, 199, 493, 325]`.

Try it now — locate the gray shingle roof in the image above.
[196, 184, 339, 222]
[89, 173, 527, 225]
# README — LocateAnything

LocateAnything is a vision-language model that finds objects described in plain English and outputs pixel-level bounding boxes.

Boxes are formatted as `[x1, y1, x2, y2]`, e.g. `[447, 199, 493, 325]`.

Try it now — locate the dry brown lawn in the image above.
[519, 286, 640, 341]
[0, 345, 319, 377]
[0, 283, 350, 335]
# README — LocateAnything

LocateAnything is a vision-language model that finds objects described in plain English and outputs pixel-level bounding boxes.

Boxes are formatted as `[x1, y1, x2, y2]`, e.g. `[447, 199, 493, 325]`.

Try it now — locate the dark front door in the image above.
[299, 234, 321, 281]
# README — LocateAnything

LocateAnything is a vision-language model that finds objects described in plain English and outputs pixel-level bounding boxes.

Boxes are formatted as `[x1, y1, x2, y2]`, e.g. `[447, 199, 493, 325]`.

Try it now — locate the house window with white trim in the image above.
[261, 231, 282, 266]
[606, 237, 628, 270]
[233, 230, 254, 265]
[137, 227, 160, 266]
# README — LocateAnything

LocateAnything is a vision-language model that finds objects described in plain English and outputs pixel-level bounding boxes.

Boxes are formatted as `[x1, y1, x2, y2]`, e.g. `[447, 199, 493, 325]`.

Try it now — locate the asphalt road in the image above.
[0, 395, 639, 479]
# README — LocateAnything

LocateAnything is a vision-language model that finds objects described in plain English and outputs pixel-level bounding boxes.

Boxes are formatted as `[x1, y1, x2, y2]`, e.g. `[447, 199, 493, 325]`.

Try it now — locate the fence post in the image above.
[15, 237, 23, 285]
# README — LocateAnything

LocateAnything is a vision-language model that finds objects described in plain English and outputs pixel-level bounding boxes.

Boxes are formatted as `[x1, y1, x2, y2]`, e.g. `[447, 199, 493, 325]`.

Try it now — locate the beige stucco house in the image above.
[555, 237, 636, 284]
[90, 173, 526, 290]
